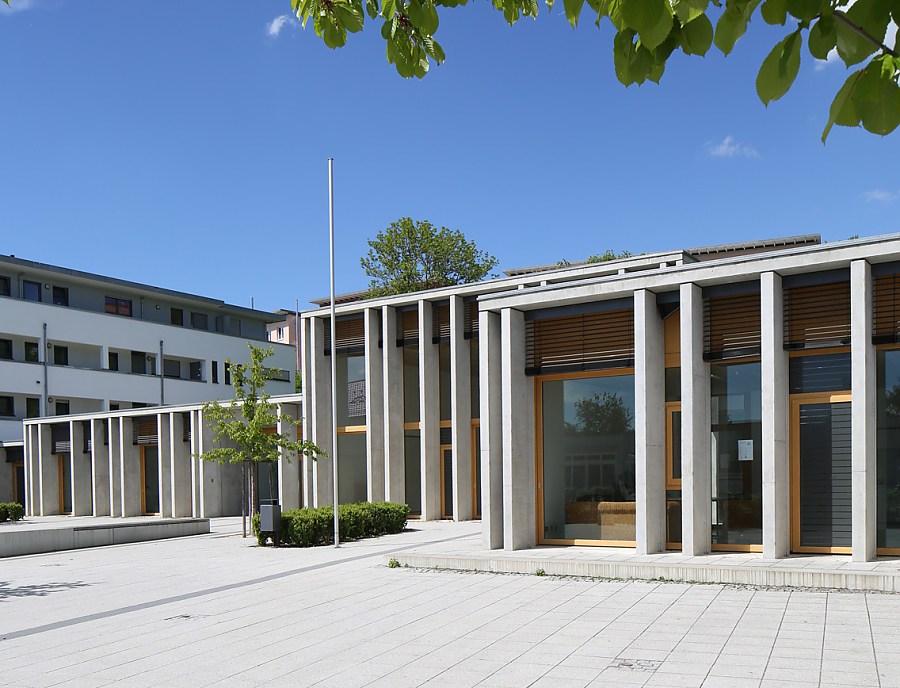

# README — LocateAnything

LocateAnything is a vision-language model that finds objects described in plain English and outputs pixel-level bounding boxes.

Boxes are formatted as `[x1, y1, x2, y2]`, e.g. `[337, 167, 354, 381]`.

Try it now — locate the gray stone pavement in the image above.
[0, 518, 898, 688]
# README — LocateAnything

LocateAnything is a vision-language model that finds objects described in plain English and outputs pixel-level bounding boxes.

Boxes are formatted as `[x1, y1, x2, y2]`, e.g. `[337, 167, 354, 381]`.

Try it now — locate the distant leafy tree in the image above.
[199, 344, 324, 521]
[567, 392, 635, 434]
[287, 0, 900, 139]
[361, 217, 498, 297]
[558, 250, 634, 267]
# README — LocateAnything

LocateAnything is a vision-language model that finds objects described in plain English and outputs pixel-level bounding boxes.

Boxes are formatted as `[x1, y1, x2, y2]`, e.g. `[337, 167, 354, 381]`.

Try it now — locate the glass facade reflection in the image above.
[541, 373, 635, 543]
[335, 352, 366, 428]
[338, 433, 367, 504]
[877, 349, 900, 549]
[710, 361, 762, 547]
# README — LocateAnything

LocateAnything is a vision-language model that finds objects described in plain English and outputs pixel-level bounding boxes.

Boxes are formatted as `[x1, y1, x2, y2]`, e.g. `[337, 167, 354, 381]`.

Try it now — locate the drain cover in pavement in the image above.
[609, 658, 662, 672]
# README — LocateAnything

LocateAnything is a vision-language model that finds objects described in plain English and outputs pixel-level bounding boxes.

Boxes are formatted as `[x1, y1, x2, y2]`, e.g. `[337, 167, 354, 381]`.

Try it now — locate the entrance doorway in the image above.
[665, 402, 682, 548]
[440, 444, 453, 519]
[58, 456, 72, 514]
[12, 462, 25, 508]
[790, 393, 852, 553]
[141, 445, 160, 515]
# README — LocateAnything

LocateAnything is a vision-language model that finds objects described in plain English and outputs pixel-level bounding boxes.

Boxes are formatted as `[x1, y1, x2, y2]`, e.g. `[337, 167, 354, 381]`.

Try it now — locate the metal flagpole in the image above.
[329, 158, 340, 547]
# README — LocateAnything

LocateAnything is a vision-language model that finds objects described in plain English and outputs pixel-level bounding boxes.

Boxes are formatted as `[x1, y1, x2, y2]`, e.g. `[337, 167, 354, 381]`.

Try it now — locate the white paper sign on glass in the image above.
[738, 439, 753, 462]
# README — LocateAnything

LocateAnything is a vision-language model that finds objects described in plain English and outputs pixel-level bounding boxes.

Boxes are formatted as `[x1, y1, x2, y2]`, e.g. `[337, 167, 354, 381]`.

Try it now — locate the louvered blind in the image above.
[525, 308, 634, 375]
[324, 316, 365, 355]
[874, 273, 900, 344]
[51, 423, 70, 455]
[132, 417, 158, 445]
[182, 412, 192, 443]
[464, 301, 479, 339]
[704, 292, 761, 361]
[398, 309, 418, 345]
[432, 303, 451, 342]
[82, 420, 92, 453]
[784, 281, 851, 350]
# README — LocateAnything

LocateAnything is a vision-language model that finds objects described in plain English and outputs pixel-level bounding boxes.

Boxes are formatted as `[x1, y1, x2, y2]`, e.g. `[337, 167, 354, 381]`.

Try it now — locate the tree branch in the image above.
[833, 10, 898, 58]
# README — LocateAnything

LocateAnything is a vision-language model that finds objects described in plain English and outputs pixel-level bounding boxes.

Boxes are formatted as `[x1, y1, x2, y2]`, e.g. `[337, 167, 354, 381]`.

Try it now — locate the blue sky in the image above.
[1, 1, 896, 313]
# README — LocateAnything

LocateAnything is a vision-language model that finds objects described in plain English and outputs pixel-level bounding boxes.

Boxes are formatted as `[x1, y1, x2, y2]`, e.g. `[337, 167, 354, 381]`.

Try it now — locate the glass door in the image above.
[58, 456, 72, 514]
[472, 421, 481, 520]
[440, 445, 453, 519]
[791, 394, 852, 553]
[141, 445, 160, 515]
[665, 402, 682, 548]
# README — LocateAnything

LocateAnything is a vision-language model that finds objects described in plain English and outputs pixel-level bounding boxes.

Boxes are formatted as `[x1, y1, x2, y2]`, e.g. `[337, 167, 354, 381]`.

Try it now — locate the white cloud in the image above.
[707, 136, 759, 158]
[0, 0, 36, 15]
[814, 48, 842, 71]
[861, 189, 899, 202]
[267, 14, 297, 37]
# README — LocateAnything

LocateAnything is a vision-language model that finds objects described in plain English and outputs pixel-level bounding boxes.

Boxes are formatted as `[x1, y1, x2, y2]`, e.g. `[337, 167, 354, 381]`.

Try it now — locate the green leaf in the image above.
[808, 16, 836, 59]
[613, 29, 658, 84]
[680, 13, 713, 54]
[822, 69, 863, 141]
[756, 30, 802, 105]
[336, 3, 365, 32]
[564, 0, 586, 27]
[673, 0, 709, 24]
[607, 0, 628, 30]
[366, 0, 379, 19]
[785, 0, 820, 21]
[621, 0, 674, 50]
[405, 0, 440, 33]
[855, 56, 900, 135]
[655, 23, 683, 60]
[836, 0, 891, 65]
[422, 35, 446, 62]
[546, 0, 556, 10]
[322, 18, 348, 47]
[761, 0, 786, 24]
[714, 0, 761, 54]
[381, 0, 396, 19]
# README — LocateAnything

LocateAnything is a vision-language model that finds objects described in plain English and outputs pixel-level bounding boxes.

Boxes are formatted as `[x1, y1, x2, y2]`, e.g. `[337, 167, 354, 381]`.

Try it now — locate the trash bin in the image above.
[260, 504, 281, 546]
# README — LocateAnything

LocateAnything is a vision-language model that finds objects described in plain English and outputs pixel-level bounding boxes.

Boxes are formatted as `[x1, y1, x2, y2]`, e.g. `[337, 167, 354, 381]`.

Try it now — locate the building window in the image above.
[0, 339, 11, 360]
[163, 359, 181, 378]
[52, 286, 69, 307]
[212, 361, 218, 384]
[191, 312, 208, 330]
[277, 327, 284, 340]
[189, 361, 202, 381]
[56, 400, 69, 415]
[229, 318, 241, 337]
[171, 308, 184, 326]
[105, 296, 132, 317]
[109, 403, 120, 411]
[23, 280, 41, 302]
[0, 276, 10, 297]
[0, 396, 13, 417]
[224, 362, 231, 385]
[131, 351, 146, 375]
[109, 351, 119, 371]
[26, 398, 40, 419]
[54, 345, 68, 366]
[25, 342, 39, 362]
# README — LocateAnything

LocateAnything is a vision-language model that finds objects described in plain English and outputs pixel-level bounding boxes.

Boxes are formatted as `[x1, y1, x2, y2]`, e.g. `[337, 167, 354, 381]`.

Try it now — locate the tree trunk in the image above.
[250, 461, 260, 516]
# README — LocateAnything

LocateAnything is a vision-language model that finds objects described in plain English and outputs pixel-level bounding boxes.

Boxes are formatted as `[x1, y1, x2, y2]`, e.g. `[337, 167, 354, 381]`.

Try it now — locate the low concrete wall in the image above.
[0, 518, 210, 558]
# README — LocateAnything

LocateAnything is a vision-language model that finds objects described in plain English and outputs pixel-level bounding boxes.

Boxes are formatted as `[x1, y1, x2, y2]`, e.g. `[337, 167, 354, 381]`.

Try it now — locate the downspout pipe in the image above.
[42, 323, 48, 415]
[159, 340, 164, 406]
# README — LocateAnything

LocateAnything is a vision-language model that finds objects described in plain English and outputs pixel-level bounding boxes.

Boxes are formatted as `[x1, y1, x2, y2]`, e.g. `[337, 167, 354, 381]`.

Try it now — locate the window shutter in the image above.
[874, 273, 900, 344]
[464, 301, 479, 339]
[432, 303, 451, 342]
[784, 281, 851, 350]
[525, 308, 634, 375]
[704, 292, 761, 361]
[132, 417, 158, 445]
[324, 316, 365, 355]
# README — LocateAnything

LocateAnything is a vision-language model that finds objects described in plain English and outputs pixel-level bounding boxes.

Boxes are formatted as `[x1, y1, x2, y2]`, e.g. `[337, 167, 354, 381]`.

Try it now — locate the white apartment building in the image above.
[0, 254, 296, 446]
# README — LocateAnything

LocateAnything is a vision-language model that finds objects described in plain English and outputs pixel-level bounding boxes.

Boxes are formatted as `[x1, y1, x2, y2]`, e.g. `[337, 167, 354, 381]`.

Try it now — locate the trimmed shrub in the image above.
[0, 503, 24, 522]
[253, 501, 410, 547]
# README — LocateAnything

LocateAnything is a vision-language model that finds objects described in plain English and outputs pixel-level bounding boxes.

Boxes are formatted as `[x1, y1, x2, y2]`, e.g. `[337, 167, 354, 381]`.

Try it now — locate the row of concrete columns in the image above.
[482, 262, 880, 562]
[303, 297, 477, 521]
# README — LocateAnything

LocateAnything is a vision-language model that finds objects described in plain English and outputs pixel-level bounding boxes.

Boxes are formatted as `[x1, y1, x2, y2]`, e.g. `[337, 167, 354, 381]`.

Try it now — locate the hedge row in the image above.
[0, 503, 25, 522]
[253, 501, 410, 547]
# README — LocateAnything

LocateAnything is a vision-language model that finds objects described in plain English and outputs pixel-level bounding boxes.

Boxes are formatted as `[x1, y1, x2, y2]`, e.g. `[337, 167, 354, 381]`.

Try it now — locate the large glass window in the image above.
[404, 429, 422, 516]
[337, 433, 367, 504]
[877, 349, 900, 549]
[336, 352, 366, 428]
[470, 339, 480, 419]
[403, 346, 419, 423]
[439, 343, 451, 422]
[540, 373, 635, 543]
[710, 361, 762, 547]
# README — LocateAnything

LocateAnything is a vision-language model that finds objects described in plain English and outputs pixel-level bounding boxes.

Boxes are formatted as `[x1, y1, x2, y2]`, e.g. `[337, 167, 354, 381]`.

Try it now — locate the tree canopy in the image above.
[361, 217, 499, 297]
[289, 0, 900, 140]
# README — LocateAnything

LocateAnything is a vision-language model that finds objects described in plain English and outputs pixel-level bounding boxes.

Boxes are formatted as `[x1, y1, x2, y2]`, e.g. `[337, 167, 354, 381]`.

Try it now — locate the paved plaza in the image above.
[1, 519, 898, 688]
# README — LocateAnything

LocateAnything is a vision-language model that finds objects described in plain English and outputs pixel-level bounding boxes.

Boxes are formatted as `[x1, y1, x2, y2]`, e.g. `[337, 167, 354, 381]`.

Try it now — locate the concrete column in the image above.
[25, 425, 38, 516]
[197, 408, 216, 517]
[501, 308, 535, 551]
[383, 306, 405, 504]
[121, 418, 141, 517]
[311, 317, 334, 507]
[680, 282, 711, 556]
[450, 295, 473, 521]
[171, 412, 192, 518]
[100, 344, 109, 370]
[365, 308, 385, 503]
[299, 317, 315, 508]
[419, 300, 441, 521]
[189, 410, 200, 517]
[70, 420, 92, 516]
[851, 259, 877, 561]
[761, 272, 790, 559]
[158, 413, 172, 518]
[480, 310, 503, 549]
[634, 290, 665, 554]
[109, 418, 121, 517]
[90, 419, 111, 516]
[278, 402, 301, 510]
[38, 424, 57, 516]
